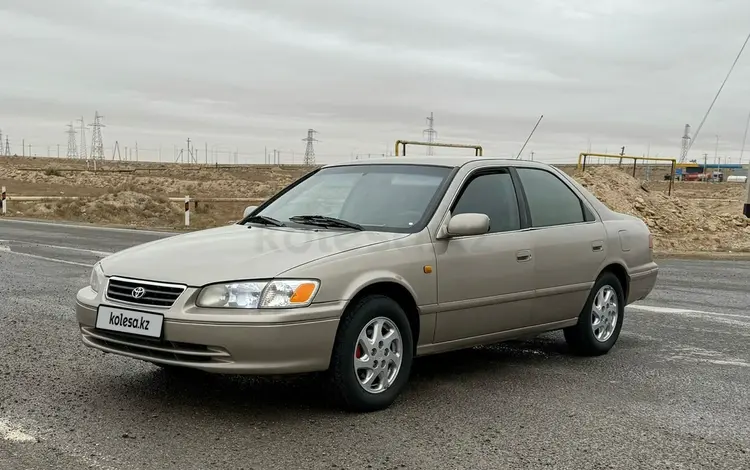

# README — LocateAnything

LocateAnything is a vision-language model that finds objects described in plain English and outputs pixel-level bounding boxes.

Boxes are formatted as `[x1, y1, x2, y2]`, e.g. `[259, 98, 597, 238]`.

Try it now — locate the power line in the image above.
[112, 141, 122, 161]
[740, 110, 750, 165]
[687, 30, 750, 156]
[66, 122, 78, 158]
[78, 116, 87, 160]
[88, 111, 105, 160]
[302, 129, 319, 166]
[422, 112, 437, 156]
[679, 124, 691, 163]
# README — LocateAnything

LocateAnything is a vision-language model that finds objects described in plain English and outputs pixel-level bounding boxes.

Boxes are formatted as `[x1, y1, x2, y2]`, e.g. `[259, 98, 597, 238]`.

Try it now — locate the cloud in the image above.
[0, 0, 749, 164]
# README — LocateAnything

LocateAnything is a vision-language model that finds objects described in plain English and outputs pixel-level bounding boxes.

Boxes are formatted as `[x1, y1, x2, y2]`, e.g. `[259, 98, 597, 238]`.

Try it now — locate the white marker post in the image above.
[744, 177, 750, 218]
[1, 186, 6, 215]
[184, 195, 190, 227]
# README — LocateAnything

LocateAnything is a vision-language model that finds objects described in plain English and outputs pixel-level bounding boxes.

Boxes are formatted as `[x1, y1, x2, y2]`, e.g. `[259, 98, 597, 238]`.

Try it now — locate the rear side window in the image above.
[452, 171, 521, 233]
[516, 168, 585, 227]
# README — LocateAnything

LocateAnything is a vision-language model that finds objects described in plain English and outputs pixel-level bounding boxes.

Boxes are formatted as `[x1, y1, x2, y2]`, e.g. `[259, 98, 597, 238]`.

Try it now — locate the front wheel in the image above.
[329, 295, 414, 412]
[563, 272, 625, 356]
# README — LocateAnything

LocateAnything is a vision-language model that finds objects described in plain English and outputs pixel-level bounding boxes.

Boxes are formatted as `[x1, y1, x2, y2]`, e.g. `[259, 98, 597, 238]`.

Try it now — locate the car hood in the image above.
[100, 224, 408, 286]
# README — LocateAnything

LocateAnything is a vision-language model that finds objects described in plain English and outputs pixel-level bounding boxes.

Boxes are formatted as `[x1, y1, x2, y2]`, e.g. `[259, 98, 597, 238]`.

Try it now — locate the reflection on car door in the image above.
[514, 167, 607, 325]
[432, 168, 537, 343]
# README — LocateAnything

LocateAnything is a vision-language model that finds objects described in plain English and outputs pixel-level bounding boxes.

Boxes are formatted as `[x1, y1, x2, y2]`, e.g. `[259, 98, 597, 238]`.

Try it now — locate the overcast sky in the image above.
[1, 0, 749, 164]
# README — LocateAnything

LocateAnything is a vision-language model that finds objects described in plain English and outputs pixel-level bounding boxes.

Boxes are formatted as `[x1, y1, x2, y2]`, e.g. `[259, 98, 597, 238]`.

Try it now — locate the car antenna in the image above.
[515, 114, 544, 159]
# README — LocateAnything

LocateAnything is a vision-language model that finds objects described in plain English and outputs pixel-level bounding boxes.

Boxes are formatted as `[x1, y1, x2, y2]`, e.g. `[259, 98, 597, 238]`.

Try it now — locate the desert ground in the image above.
[0, 156, 747, 255]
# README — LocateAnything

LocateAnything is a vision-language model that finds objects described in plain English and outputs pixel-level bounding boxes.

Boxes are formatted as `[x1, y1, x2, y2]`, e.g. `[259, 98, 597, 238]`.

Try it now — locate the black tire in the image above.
[563, 272, 625, 356]
[329, 295, 414, 412]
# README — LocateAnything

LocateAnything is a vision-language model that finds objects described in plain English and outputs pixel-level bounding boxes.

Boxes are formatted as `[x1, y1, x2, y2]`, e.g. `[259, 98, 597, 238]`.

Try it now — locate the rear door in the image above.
[513, 167, 607, 325]
[433, 167, 537, 343]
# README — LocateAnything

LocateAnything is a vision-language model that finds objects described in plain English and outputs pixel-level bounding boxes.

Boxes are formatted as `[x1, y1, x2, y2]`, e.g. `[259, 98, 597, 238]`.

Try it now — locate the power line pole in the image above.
[302, 129, 319, 166]
[679, 124, 691, 163]
[740, 110, 750, 165]
[714, 135, 719, 166]
[423, 112, 437, 156]
[4, 137, 10, 157]
[66, 123, 78, 158]
[88, 111, 105, 161]
[78, 116, 87, 160]
[112, 141, 121, 161]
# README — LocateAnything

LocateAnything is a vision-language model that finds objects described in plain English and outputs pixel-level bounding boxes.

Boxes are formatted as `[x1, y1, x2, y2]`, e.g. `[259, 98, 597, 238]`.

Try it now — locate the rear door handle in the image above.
[592, 241, 604, 252]
[516, 249, 532, 262]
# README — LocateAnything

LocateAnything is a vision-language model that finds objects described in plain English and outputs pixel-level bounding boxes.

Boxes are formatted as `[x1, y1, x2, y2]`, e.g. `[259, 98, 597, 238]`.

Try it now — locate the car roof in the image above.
[321, 156, 557, 170]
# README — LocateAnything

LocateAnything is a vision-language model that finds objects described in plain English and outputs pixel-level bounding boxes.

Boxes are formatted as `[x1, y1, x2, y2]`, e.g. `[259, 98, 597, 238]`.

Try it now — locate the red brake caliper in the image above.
[355, 344, 363, 359]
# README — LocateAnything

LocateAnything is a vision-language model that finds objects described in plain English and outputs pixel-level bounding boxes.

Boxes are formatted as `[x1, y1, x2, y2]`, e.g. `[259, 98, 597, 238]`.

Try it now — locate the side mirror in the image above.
[445, 213, 490, 237]
[243, 205, 258, 218]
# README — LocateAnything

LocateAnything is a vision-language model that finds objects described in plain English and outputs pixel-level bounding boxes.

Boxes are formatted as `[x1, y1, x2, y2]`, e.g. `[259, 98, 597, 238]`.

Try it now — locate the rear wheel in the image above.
[329, 295, 414, 412]
[563, 272, 624, 356]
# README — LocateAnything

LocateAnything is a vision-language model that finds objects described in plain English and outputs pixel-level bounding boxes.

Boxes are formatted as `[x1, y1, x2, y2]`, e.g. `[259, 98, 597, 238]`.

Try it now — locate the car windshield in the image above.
[252, 164, 453, 232]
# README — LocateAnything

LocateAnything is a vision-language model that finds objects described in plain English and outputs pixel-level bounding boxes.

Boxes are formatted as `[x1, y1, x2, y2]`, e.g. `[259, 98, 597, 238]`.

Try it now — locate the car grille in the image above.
[106, 276, 186, 308]
[81, 327, 231, 364]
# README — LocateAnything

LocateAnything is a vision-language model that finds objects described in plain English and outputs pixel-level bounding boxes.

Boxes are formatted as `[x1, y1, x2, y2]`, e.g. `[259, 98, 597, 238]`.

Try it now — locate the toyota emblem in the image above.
[131, 287, 146, 299]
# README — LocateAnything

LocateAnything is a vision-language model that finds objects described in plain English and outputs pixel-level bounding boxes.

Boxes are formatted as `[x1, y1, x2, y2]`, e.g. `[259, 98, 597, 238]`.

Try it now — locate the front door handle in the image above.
[516, 249, 532, 262]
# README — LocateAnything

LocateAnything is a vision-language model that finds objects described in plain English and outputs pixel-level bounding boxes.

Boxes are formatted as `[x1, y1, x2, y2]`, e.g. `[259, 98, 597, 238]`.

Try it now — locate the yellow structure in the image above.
[576, 152, 677, 196]
[394, 140, 483, 157]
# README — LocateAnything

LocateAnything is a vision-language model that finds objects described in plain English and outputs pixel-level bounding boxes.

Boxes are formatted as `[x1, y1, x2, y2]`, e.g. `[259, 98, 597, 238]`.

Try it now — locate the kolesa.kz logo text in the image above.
[109, 312, 150, 330]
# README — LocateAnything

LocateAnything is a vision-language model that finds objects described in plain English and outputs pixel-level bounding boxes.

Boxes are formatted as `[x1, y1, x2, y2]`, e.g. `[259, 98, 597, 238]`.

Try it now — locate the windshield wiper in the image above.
[244, 215, 286, 227]
[289, 215, 364, 231]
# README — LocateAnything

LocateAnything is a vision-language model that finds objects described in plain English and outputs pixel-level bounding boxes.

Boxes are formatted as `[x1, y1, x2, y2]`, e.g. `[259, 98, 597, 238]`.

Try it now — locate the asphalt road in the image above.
[1, 218, 749, 470]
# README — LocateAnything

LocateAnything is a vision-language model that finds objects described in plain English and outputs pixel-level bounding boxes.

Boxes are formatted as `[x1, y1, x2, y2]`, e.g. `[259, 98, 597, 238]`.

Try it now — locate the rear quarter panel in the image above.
[601, 217, 659, 304]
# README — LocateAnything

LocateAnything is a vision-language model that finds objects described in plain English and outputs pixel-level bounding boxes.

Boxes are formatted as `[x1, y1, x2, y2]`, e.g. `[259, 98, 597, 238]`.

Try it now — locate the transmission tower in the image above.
[679, 124, 691, 163]
[422, 112, 437, 156]
[0, 129, 3, 156]
[3, 137, 10, 156]
[302, 129, 319, 165]
[78, 116, 87, 160]
[88, 111, 105, 160]
[66, 123, 78, 158]
[112, 141, 122, 161]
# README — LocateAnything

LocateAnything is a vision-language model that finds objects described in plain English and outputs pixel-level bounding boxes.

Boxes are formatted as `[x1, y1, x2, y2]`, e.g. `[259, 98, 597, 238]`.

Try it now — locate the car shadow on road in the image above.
[83, 332, 585, 416]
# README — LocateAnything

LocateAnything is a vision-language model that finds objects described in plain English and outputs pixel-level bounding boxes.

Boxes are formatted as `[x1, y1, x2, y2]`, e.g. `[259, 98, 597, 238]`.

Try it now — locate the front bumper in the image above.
[76, 300, 342, 375]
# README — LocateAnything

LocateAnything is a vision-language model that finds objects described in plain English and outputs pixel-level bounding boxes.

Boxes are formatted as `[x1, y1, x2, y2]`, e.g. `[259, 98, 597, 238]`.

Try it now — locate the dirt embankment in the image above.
[0, 158, 312, 229]
[576, 166, 748, 253]
[1, 157, 748, 253]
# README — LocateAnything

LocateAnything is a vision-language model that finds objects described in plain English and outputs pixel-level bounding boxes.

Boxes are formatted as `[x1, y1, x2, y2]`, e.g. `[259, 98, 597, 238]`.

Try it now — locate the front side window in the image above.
[253, 164, 453, 232]
[516, 168, 585, 227]
[452, 170, 521, 233]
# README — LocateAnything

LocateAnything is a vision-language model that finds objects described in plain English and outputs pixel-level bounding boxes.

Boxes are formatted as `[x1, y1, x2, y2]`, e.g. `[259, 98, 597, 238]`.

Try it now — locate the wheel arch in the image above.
[598, 263, 630, 302]
[340, 281, 420, 352]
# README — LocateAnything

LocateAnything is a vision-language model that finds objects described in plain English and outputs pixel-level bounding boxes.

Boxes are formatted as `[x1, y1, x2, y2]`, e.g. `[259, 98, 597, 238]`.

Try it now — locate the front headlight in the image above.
[89, 263, 105, 293]
[195, 279, 320, 309]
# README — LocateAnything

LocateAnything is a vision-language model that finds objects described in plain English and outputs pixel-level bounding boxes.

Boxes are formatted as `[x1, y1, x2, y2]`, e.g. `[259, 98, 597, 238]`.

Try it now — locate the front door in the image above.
[433, 168, 537, 343]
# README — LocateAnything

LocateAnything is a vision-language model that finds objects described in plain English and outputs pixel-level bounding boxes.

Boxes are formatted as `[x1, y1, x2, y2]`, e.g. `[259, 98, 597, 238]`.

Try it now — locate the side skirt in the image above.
[415, 318, 578, 357]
